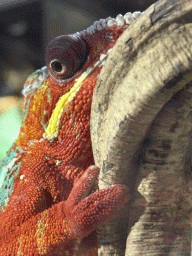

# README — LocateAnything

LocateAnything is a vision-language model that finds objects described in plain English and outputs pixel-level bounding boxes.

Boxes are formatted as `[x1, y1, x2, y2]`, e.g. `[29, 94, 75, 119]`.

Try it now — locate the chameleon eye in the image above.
[45, 34, 88, 80]
[50, 59, 66, 75]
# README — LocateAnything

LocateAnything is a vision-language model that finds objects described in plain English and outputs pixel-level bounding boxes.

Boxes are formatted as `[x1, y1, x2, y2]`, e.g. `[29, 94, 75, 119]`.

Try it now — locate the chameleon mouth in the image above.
[43, 51, 109, 141]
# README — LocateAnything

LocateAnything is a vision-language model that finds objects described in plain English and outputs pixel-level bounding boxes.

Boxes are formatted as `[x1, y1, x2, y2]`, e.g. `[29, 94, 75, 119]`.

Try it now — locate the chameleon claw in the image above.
[66, 166, 130, 237]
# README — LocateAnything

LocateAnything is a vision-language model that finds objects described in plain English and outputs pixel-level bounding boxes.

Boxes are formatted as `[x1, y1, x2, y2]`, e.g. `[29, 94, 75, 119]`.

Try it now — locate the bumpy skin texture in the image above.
[0, 14, 138, 255]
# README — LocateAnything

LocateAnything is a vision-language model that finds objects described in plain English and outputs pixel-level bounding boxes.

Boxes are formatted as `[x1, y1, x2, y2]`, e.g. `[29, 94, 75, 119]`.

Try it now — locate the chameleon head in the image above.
[19, 12, 141, 147]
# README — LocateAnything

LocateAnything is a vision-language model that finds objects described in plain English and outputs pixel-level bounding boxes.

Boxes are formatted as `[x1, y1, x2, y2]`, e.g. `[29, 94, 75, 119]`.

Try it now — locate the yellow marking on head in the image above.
[43, 68, 94, 140]
[43, 53, 108, 141]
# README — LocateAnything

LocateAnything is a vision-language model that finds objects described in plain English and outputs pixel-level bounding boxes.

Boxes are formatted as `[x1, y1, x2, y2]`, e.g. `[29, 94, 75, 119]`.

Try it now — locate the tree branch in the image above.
[91, 0, 192, 255]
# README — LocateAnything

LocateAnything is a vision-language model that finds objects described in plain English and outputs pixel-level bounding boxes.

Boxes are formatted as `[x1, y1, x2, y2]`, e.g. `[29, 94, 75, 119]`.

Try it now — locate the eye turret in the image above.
[45, 34, 88, 80]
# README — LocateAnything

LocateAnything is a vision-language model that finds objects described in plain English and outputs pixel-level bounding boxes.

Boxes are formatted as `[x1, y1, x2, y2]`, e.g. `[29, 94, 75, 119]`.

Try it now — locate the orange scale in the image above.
[86, 98, 91, 106]
[81, 90, 89, 96]
[77, 94, 83, 100]
[82, 103, 90, 112]
[78, 100, 83, 106]
[74, 105, 81, 113]
[82, 97, 87, 103]
[68, 117, 75, 126]
[79, 109, 84, 117]
[87, 84, 93, 90]
[74, 117, 79, 123]
[74, 98, 80, 105]
[88, 86, 94, 94]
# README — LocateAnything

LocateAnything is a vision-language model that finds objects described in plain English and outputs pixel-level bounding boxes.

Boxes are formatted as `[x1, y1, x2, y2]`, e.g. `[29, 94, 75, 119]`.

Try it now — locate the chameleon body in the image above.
[0, 12, 141, 255]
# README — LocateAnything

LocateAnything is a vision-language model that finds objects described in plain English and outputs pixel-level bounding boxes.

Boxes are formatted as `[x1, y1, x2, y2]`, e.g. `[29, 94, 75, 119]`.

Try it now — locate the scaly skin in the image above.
[0, 12, 141, 255]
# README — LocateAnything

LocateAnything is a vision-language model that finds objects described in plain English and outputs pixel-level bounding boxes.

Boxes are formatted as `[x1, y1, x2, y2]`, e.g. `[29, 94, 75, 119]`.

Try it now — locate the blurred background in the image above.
[0, 0, 157, 158]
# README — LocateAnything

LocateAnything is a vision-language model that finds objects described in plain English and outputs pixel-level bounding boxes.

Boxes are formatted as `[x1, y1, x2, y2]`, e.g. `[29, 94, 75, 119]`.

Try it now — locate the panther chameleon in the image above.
[0, 11, 141, 255]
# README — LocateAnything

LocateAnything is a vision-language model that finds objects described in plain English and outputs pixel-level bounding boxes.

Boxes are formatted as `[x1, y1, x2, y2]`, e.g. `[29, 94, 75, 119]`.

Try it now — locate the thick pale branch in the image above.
[91, 0, 192, 255]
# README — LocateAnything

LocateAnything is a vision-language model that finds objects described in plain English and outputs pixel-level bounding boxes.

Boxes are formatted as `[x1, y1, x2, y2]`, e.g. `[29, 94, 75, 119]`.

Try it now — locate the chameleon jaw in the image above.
[43, 51, 109, 141]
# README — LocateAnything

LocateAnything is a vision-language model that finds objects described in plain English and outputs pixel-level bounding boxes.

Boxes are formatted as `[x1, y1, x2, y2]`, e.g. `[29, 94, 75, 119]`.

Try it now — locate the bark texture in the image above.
[90, 0, 192, 255]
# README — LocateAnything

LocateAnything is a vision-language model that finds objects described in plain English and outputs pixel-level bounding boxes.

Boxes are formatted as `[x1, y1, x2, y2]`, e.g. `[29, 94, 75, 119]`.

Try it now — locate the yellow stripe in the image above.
[43, 52, 108, 141]
[43, 68, 94, 140]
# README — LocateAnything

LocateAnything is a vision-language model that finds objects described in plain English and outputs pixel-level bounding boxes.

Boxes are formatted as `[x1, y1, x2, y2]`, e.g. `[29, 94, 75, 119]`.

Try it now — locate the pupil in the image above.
[51, 60, 63, 72]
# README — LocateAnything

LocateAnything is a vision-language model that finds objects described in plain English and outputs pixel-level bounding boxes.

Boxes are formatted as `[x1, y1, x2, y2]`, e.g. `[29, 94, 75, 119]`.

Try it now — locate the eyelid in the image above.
[45, 35, 88, 80]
